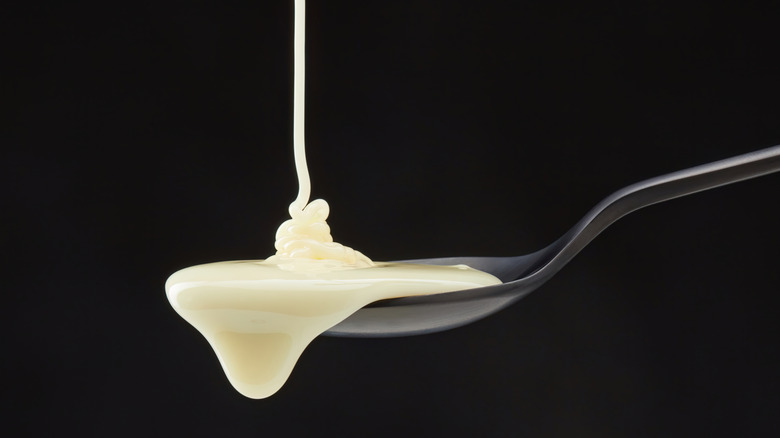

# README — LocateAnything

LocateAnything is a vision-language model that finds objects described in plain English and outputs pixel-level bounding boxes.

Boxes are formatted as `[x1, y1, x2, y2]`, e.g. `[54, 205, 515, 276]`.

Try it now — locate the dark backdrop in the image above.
[3, 1, 780, 436]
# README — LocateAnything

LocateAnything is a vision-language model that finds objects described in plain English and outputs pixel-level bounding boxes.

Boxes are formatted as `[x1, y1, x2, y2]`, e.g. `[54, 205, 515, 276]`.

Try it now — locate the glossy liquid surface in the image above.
[166, 0, 503, 399]
[166, 261, 500, 398]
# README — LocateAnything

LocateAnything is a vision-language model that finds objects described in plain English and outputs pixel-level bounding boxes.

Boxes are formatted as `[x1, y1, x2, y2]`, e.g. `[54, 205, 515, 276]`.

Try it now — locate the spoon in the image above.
[324, 144, 780, 338]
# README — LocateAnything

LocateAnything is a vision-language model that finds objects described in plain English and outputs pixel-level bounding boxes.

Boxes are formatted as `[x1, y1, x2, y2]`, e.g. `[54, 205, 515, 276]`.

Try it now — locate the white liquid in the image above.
[266, 0, 373, 269]
[165, 0, 501, 399]
[166, 261, 500, 399]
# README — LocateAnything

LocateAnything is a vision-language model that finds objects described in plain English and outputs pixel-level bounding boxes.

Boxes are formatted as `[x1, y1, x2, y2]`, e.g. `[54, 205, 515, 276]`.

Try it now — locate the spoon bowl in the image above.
[324, 145, 780, 337]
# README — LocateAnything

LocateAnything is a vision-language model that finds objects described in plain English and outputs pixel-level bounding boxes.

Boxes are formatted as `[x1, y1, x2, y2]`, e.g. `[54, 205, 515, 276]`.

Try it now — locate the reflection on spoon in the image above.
[325, 144, 780, 338]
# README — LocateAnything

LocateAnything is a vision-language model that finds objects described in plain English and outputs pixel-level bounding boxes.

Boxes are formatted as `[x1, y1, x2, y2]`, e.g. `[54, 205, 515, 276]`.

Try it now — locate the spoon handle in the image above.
[532, 144, 780, 279]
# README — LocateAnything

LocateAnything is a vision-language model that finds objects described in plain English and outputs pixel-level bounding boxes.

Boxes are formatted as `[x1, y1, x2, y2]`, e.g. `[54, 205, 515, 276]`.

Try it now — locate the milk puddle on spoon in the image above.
[165, 0, 501, 399]
[166, 262, 499, 399]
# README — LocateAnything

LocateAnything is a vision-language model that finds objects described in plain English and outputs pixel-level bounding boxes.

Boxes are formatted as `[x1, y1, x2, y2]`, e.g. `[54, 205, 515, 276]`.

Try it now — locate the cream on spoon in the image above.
[165, 0, 501, 399]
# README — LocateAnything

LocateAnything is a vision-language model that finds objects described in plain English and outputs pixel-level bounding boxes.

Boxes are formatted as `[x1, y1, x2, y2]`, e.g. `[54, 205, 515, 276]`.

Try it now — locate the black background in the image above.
[3, 1, 780, 436]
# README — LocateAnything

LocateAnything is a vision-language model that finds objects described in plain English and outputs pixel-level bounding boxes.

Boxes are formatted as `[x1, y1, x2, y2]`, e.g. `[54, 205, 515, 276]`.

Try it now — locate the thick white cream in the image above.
[166, 261, 500, 399]
[265, 0, 372, 270]
[165, 0, 501, 399]
[266, 199, 374, 269]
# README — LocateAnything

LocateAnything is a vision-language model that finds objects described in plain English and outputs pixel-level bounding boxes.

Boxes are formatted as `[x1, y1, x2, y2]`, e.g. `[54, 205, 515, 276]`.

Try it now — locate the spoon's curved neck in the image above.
[523, 144, 780, 283]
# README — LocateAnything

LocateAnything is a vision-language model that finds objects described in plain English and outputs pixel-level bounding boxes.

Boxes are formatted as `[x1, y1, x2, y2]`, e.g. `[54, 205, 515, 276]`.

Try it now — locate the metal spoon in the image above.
[324, 144, 780, 338]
